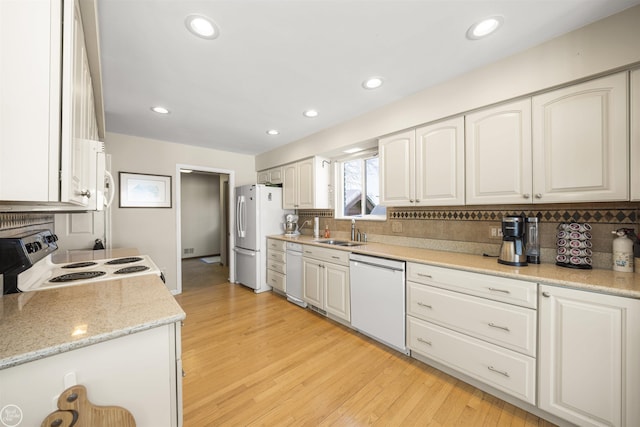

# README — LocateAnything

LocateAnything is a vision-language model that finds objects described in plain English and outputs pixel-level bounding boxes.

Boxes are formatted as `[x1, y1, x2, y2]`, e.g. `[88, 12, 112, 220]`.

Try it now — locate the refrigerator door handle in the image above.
[233, 247, 256, 256]
[236, 195, 246, 238]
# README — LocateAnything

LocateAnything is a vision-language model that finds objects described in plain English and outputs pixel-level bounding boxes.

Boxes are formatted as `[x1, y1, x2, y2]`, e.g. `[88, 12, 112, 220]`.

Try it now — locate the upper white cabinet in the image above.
[532, 72, 628, 203]
[631, 69, 640, 201]
[282, 157, 330, 209]
[465, 99, 533, 205]
[539, 284, 640, 427]
[0, 0, 100, 206]
[257, 167, 283, 185]
[379, 116, 465, 206]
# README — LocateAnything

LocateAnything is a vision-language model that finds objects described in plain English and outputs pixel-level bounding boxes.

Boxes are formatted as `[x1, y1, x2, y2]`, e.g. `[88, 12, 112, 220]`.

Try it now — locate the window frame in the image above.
[334, 152, 386, 221]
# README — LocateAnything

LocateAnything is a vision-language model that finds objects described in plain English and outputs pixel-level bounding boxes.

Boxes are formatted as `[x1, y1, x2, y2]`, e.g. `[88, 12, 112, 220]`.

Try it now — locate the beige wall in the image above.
[106, 132, 255, 292]
[256, 4, 640, 170]
[180, 172, 221, 259]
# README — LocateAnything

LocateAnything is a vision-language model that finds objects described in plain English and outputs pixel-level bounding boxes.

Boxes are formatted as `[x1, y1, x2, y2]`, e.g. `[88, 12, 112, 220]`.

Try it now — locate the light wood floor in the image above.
[175, 258, 555, 426]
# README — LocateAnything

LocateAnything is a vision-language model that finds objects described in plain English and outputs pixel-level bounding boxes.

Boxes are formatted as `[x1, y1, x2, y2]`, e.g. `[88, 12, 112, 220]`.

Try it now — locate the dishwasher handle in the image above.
[350, 259, 404, 272]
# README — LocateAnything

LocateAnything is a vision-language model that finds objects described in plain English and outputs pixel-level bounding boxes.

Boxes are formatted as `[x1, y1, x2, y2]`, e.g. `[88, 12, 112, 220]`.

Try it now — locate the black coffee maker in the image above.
[498, 216, 528, 266]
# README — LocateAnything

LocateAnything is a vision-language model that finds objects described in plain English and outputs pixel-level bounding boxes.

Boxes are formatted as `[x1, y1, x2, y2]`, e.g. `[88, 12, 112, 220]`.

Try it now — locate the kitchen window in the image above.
[336, 153, 385, 220]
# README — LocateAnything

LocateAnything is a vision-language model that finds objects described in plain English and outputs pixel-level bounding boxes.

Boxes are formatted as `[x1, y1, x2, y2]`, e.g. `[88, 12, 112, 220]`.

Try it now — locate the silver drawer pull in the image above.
[331, 256, 341, 260]
[304, 250, 312, 254]
[417, 302, 432, 309]
[488, 287, 511, 294]
[542, 291, 551, 298]
[417, 273, 433, 278]
[417, 337, 432, 346]
[488, 322, 510, 332]
[488, 366, 510, 378]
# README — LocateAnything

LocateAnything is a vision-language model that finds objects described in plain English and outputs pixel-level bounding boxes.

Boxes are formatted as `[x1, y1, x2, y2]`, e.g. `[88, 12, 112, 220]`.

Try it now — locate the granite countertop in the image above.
[0, 274, 185, 370]
[270, 234, 640, 299]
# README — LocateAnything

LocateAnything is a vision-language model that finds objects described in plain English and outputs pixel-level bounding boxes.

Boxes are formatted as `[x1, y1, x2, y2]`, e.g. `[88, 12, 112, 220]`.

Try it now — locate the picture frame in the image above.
[119, 172, 172, 208]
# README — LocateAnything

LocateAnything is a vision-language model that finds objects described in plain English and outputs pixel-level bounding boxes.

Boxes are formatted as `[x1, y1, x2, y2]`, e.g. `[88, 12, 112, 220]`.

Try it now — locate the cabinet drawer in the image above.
[407, 263, 537, 308]
[407, 317, 536, 405]
[302, 245, 349, 266]
[267, 259, 286, 274]
[267, 239, 286, 251]
[267, 249, 286, 264]
[407, 282, 536, 356]
[267, 269, 285, 292]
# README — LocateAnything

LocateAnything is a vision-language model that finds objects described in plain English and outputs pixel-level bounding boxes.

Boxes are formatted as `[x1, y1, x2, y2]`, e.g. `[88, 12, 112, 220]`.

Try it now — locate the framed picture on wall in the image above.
[119, 172, 172, 208]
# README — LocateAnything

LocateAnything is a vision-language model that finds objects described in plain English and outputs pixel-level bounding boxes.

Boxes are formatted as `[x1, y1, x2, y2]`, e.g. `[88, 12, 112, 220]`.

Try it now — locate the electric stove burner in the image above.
[114, 265, 150, 274]
[62, 261, 98, 269]
[105, 257, 143, 265]
[50, 271, 107, 283]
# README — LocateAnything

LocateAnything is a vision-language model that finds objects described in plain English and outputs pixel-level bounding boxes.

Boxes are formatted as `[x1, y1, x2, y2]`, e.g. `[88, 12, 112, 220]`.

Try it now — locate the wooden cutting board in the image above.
[41, 384, 136, 427]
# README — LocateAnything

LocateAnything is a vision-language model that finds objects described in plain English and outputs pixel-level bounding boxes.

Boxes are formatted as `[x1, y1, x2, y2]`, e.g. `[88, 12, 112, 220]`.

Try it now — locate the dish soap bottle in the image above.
[324, 224, 330, 238]
[612, 228, 634, 272]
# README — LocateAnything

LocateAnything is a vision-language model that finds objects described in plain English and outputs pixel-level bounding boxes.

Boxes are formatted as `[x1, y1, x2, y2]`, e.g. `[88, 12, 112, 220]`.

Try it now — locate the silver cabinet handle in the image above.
[488, 366, 510, 377]
[415, 199, 420, 203]
[488, 322, 510, 332]
[417, 337, 432, 346]
[522, 193, 530, 199]
[535, 193, 542, 199]
[331, 256, 340, 260]
[409, 199, 415, 203]
[542, 291, 551, 297]
[304, 250, 312, 254]
[488, 287, 511, 294]
[417, 273, 433, 279]
[78, 190, 91, 198]
[417, 302, 432, 309]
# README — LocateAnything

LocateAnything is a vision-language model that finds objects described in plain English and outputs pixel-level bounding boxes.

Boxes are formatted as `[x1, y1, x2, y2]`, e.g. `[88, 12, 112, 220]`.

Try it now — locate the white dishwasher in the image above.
[349, 253, 408, 354]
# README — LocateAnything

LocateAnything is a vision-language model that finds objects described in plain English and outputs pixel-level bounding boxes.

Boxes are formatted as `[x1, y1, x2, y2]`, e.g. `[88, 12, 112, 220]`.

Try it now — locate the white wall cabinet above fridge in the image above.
[257, 166, 283, 185]
[467, 73, 628, 205]
[0, 0, 102, 208]
[282, 157, 330, 209]
[380, 117, 465, 207]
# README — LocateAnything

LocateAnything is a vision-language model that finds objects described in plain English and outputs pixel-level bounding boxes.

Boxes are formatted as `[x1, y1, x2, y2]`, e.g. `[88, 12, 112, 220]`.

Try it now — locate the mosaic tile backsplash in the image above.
[299, 202, 640, 270]
[0, 213, 55, 238]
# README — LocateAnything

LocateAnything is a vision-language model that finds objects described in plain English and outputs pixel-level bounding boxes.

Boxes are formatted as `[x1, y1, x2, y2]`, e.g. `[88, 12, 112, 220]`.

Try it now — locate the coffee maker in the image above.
[498, 216, 528, 266]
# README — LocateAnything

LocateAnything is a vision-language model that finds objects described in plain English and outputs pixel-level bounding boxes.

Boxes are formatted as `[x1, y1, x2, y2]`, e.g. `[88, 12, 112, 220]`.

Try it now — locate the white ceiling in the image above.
[98, 0, 640, 156]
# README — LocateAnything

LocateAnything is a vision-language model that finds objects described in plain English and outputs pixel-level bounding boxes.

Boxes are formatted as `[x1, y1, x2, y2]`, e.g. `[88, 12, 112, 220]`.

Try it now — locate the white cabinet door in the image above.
[269, 167, 283, 185]
[465, 99, 533, 205]
[379, 130, 415, 206]
[302, 258, 324, 308]
[257, 170, 270, 184]
[415, 117, 465, 206]
[631, 69, 640, 201]
[539, 284, 640, 427]
[532, 72, 628, 203]
[297, 158, 315, 209]
[0, 0, 61, 202]
[282, 163, 297, 209]
[324, 263, 350, 322]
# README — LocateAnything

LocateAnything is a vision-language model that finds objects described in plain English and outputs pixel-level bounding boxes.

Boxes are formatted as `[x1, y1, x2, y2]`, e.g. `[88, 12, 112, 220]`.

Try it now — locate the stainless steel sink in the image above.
[316, 239, 363, 247]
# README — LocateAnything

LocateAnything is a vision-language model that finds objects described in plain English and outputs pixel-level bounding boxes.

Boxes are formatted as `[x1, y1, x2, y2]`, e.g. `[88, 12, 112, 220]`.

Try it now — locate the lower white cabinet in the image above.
[302, 245, 350, 322]
[266, 238, 286, 293]
[0, 323, 182, 427]
[538, 284, 640, 427]
[406, 262, 537, 405]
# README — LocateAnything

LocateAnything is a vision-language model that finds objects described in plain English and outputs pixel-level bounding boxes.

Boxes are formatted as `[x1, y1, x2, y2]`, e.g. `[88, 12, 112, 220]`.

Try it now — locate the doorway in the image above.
[175, 164, 234, 294]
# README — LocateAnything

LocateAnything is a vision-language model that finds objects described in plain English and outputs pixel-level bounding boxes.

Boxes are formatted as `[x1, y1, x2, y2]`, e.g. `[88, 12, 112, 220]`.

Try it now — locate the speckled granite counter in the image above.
[270, 234, 640, 299]
[0, 274, 185, 370]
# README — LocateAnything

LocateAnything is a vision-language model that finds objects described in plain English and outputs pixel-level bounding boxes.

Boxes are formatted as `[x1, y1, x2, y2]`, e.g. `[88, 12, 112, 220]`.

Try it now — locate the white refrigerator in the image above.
[234, 184, 289, 293]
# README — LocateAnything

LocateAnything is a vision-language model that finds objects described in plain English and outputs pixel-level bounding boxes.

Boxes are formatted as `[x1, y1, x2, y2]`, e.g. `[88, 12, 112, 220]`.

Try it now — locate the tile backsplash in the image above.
[299, 202, 640, 270]
[0, 213, 55, 238]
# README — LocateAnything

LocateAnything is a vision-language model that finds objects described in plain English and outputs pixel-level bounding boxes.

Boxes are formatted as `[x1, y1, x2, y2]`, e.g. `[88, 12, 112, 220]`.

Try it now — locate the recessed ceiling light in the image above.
[466, 16, 503, 40]
[303, 109, 319, 118]
[185, 14, 219, 40]
[343, 147, 364, 154]
[266, 129, 280, 136]
[362, 77, 384, 90]
[151, 106, 170, 114]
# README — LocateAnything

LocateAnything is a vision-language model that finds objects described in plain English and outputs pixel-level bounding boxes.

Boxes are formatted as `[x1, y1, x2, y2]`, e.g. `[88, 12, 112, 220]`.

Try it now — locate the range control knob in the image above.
[25, 243, 36, 253]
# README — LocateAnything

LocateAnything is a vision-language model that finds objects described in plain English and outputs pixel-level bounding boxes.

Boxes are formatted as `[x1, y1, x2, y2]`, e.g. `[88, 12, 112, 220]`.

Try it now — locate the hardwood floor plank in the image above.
[175, 259, 557, 426]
